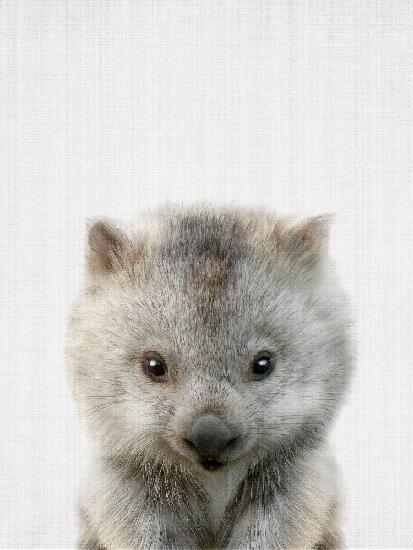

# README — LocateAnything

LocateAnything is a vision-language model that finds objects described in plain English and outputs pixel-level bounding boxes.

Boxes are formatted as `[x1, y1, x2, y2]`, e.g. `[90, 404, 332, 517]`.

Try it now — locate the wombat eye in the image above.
[141, 351, 168, 381]
[251, 352, 275, 379]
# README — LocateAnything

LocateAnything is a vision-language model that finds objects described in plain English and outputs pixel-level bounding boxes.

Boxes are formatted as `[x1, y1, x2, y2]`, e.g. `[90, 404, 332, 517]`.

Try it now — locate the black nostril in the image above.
[224, 437, 238, 451]
[184, 415, 238, 460]
[182, 437, 196, 451]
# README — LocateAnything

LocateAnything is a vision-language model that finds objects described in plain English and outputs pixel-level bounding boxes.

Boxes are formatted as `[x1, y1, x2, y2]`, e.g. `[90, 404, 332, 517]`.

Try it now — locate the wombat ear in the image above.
[282, 213, 335, 267]
[85, 218, 133, 275]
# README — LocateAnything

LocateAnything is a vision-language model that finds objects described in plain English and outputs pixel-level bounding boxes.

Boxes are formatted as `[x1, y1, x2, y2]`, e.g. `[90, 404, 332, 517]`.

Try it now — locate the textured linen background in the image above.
[1, 1, 412, 548]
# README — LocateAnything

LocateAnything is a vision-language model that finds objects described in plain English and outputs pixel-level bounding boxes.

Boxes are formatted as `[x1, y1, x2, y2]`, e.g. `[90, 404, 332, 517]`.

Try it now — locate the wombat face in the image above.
[66, 205, 353, 473]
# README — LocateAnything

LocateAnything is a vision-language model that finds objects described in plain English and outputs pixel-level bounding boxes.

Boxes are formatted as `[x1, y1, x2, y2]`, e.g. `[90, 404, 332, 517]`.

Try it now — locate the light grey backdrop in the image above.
[1, 1, 412, 548]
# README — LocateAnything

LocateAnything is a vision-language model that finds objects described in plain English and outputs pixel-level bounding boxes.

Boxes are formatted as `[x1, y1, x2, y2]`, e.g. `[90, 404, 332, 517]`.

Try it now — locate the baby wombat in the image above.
[66, 204, 354, 550]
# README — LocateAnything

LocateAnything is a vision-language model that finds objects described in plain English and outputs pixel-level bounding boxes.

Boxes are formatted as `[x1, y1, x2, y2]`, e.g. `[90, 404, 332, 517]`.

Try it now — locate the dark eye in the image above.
[251, 352, 275, 379]
[141, 351, 168, 381]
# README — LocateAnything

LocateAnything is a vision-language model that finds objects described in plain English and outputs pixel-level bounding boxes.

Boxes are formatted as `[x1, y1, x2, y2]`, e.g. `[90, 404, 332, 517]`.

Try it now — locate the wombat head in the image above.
[66, 204, 353, 474]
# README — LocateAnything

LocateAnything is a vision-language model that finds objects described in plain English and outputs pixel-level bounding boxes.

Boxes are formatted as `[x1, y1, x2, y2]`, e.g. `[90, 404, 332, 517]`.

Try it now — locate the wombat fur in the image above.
[65, 203, 354, 549]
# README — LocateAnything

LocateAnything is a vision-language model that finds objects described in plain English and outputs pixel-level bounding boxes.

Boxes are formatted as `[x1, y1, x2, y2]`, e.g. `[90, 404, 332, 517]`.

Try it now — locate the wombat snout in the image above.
[183, 414, 239, 465]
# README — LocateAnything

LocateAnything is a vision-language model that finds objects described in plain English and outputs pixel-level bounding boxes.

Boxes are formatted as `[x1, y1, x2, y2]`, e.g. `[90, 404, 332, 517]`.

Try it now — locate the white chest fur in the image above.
[197, 460, 249, 532]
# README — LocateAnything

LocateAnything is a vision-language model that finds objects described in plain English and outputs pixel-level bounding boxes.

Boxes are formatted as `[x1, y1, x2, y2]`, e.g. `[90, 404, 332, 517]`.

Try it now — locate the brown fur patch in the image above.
[190, 255, 232, 296]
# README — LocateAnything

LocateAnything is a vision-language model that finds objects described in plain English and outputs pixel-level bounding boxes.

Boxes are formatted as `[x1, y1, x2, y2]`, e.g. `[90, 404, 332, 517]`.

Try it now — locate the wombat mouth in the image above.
[201, 459, 225, 471]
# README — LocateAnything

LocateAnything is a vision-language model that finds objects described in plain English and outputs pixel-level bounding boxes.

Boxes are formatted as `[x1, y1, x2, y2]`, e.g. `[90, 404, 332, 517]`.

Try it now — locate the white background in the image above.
[1, 1, 412, 548]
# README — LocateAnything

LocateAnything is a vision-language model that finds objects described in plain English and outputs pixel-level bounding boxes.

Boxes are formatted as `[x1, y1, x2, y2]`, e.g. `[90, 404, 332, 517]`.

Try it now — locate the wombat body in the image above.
[66, 204, 354, 549]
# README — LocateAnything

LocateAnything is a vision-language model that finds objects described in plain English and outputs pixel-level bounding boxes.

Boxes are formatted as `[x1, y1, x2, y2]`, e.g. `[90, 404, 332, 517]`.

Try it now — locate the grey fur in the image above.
[66, 203, 354, 549]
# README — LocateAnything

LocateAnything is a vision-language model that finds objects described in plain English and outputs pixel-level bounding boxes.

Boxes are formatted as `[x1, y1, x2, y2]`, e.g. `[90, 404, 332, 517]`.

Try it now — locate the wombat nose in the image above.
[184, 414, 236, 459]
